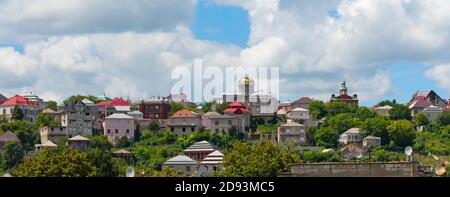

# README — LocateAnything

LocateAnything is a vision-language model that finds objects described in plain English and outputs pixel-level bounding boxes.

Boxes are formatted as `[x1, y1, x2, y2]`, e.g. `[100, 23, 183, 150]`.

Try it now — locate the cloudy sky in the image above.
[0, 0, 449, 106]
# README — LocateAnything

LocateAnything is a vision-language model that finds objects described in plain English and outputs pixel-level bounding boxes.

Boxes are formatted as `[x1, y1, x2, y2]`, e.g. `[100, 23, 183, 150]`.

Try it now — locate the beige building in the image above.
[162, 155, 198, 175]
[201, 112, 241, 134]
[374, 105, 393, 116]
[277, 122, 307, 145]
[338, 128, 361, 145]
[423, 105, 443, 122]
[67, 135, 90, 151]
[363, 135, 381, 148]
[39, 126, 67, 144]
[167, 109, 202, 137]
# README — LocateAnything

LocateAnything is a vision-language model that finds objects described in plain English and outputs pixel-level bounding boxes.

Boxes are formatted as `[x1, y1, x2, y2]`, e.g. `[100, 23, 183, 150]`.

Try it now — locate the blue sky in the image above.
[192, 0, 250, 48]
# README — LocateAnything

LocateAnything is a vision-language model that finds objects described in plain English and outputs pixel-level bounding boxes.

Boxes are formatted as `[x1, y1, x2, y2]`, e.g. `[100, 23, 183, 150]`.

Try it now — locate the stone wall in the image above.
[280, 162, 431, 177]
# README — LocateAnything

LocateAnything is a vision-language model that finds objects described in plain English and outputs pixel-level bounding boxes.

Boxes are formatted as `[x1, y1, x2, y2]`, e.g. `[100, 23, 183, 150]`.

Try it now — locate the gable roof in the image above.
[1, 95, 31, 107]
[41, 140, 57, 147]
[0, 131, 20, 142]
[409, 97, 432, 109]
[291, 107, 309, 112]
[170, 109, 198, 118]
[184, 141, 215, 152]
[106, 113, 134, 119]
[281, 122, 305, 127]
[343, 128, 361, 134]
[68, 135, 90, 141]
[203, 111, 222, 117]
[228, 102, 245, 107]
[163, 155, 197, 165]
[97, 98, 129, 107]
[293, 97, 312, 105]
[363, 135, 381, 140]
[375, 105, 393, 110]
[340, 144, 363, 153]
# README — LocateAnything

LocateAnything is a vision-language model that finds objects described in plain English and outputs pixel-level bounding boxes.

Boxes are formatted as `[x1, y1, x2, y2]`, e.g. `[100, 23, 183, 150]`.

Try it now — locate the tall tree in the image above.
[324, 113, 362, 134]
[314, 127, 339, 148]
[354, 107, 377, 121]
[1, 141, 24, 168]
[13, 148, 96, 177]
[361, 116, 391, 145]
[436, 111, 450, 127]
[45, 101, 58, 111]
[389, 104, 412, 120]
[325, 101, 357, 117]
[308, 100, 327, 119]
[11, 106, 24, 121]
[387, 120, 416, 147]
[414, 112, 429, 127]
[219, 141, 299, 177]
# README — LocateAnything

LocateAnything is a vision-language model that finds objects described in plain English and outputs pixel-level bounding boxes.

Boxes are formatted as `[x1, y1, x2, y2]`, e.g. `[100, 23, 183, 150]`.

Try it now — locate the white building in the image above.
[423, 105, 443, 122]
[199, 150, 224, 176]
[162, 155, 198, 175]
[338, 128, 361, 145]
[374, 105, 393, 116]
[363, 136, 381, 148]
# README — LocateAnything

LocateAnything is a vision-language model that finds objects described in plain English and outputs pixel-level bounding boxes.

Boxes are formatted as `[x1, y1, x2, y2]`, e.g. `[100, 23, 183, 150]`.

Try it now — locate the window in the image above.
[51, 128, 54, 131]
[215, 121, 219, 126]
[182, 127, 186, 132]
[115, 129, 119, 134]
[171, 128, 174, 132]
[286, 129, 291, 133]
[300, 129, 304, 133]
[126, 129, 130, 134]
[155, 105, 159, 109]
[186, 166, 191, 172]
[215, 129, 219, 133]
[300, 137, 305, 142]
[228, 120, 232, 125]
[191, 127, 194, 132]
[155, 114, 159, 118]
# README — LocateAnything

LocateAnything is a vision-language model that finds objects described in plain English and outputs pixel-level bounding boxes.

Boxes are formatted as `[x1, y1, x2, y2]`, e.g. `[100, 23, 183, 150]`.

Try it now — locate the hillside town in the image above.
[0, 78, 449, 177]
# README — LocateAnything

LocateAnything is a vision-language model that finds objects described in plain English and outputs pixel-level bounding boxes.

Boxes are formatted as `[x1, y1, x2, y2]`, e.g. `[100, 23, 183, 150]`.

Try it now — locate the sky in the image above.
[0, 0, 450, 107]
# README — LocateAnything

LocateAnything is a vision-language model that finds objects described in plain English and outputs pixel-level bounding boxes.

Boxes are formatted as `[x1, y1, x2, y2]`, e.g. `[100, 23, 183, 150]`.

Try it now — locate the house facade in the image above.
[61, 99, 99, 137]
[423, 105, 443, 122]
[0, 95, 38, 123]
[97, 98, 130, 119]
[224, 102, 251, 132]
[363, 136, 381, 148]
[338, 128, 361, 145]
[277, 122, 307, 145]
[139, 97, 171, 120]
[201, 112, 241, 134]
[67, 135, 90, 151]
[374, 105, 393, 116]
[167, 109, 202, 137]
[103, 113, 135, 144]
[39, 126, 67, 144]
[199, 150, 224, 176]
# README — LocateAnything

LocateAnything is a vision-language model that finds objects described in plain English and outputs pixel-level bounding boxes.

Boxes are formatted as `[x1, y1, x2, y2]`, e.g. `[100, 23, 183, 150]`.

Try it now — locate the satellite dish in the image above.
[405, 146, 413, 156]
[356, 153, 363, 159]
[126, 167, 135, 177]
[435, 166, 446, 176]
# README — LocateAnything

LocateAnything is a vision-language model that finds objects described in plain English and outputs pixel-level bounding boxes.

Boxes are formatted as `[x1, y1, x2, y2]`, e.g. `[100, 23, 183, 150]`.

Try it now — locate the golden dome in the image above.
[239, 76, 254, 85]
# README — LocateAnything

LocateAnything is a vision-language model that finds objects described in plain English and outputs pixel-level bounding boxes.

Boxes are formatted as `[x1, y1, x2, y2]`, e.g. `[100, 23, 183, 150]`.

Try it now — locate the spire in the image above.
[339, 80, 348, 95]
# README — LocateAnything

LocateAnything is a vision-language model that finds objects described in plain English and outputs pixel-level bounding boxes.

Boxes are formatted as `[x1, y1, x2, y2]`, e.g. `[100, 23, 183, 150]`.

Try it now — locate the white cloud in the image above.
[0, 0, 196, 42]
[1, 0, 450, 105]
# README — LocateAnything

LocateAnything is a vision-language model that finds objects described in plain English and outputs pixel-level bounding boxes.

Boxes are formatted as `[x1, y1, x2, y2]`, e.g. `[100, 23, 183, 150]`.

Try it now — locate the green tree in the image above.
[11, 106, 24, 121]
[115, 136, 132, 148]
[377, 100, 396, 107]
[369, 146, 401, 162]
[149, 121, 160, 131]
[314, 127, 339, 148]
[45, 101, 58, 111]
[301, 150, 342, 163]
[13, 148, 96, 177]
[414, 112, 429, 127]
[152, 166, 189, 177]
[63, 95, 98, 106]
[387, 120, 416, 147]
[324, 113, 361, 134]
[389, 104, 412, 120]
[89, 135, 113, 150]
[86, 148, 118, 177]
[308, 100, 327, 119]
[436, 111, 450, 127]
[35, 113, 60, 128]
[219, 141, 299, 177]
[354, 107, 377, 121]
[0, 120, 39, 151]
[325, 101, 356, 117]
[169, 102, 185, 116]
[1, 141, 24, 168]
[361, 116, 391, 145]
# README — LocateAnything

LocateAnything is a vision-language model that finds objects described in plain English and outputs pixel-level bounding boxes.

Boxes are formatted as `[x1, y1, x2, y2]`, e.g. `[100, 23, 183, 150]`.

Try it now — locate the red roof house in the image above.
[224, 102, 249, 114]
[97, 98, 130, 107]
[170, 109, 198, 118]
[0, 95, 31, 107]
